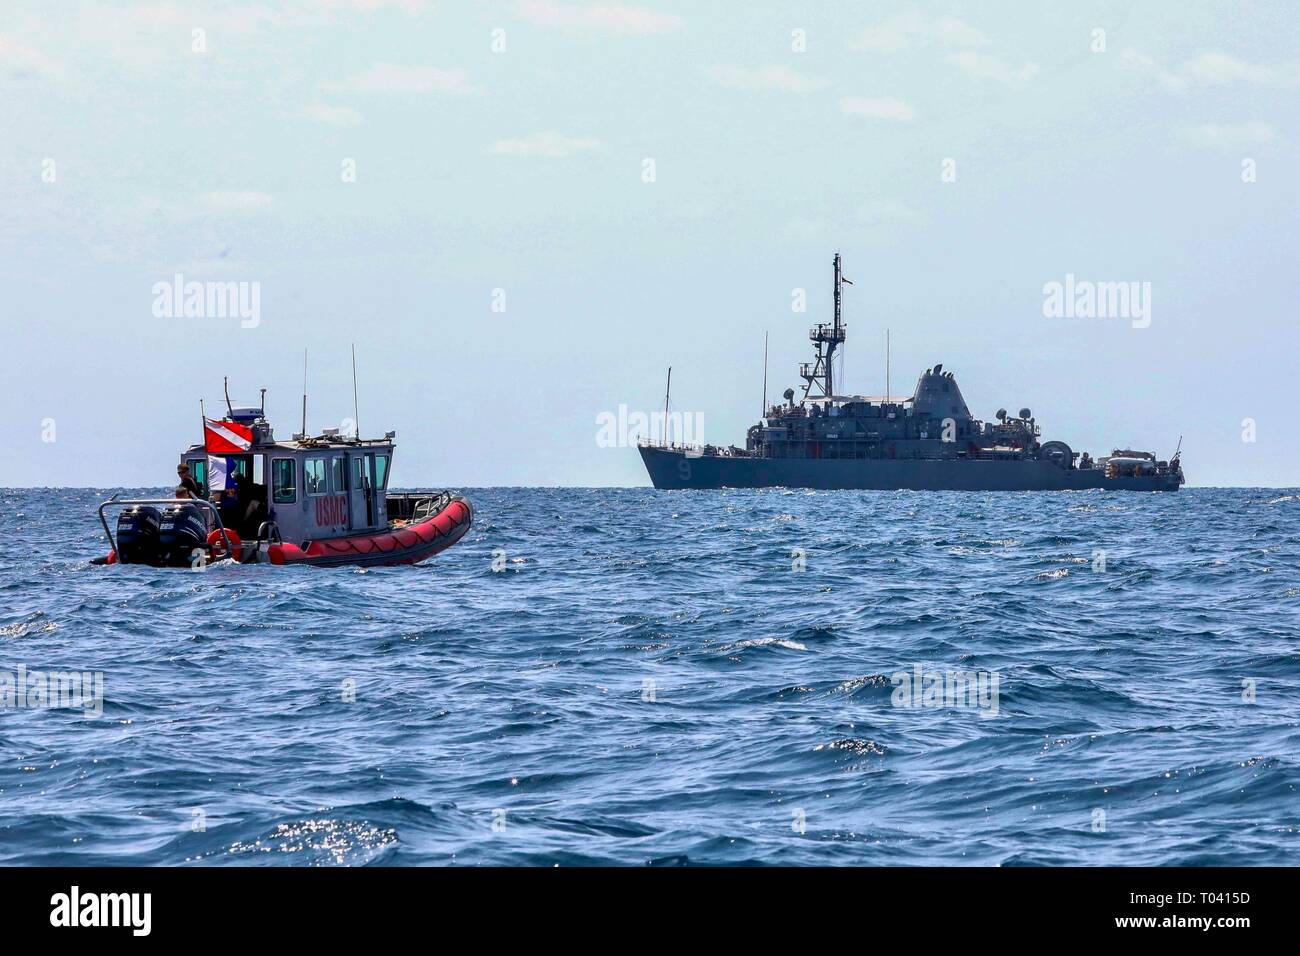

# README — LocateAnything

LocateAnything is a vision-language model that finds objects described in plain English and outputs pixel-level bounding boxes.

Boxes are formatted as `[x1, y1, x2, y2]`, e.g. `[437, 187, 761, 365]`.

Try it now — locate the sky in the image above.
[2, 0, 1297, 487]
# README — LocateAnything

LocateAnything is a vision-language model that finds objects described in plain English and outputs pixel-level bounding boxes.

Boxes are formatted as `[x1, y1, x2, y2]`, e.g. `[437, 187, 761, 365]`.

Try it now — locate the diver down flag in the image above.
[204, 418, 253, 454]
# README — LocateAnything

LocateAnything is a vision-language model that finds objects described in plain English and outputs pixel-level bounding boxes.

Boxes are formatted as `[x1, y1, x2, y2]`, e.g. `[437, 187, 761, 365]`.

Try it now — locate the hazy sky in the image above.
[3, 1, 1297, 487]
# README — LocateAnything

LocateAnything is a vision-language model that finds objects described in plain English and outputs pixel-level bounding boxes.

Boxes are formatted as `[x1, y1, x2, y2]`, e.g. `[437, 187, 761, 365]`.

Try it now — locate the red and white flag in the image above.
[204, 418, 253, 454]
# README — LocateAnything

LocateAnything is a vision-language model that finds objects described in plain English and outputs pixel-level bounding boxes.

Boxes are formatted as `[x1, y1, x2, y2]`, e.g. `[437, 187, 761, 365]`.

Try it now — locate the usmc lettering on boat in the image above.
[315, 495, 347, 525]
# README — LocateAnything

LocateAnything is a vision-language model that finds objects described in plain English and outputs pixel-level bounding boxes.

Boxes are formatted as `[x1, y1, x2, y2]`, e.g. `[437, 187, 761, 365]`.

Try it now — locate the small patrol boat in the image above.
[96, 392, 472, 569]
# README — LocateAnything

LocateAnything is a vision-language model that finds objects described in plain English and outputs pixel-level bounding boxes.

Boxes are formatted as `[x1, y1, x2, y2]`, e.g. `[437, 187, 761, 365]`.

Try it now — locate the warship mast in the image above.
[800, 253, 848, 400]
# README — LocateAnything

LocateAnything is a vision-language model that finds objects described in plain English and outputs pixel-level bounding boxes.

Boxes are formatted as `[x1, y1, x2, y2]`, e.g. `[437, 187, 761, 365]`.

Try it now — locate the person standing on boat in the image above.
[215, 482, 240, 530]
[176, 463, 201, 497]
[231, 470, 264, 536]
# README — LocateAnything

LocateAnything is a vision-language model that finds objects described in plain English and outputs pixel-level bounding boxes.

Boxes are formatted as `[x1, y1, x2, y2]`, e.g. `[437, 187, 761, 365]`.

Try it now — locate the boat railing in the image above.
[635, 437, 705, 457]
[256, 520, 283, 548]
[808, 324, 846, 342]
[386, 490, 454, 522]
[98, 494, 234, 559]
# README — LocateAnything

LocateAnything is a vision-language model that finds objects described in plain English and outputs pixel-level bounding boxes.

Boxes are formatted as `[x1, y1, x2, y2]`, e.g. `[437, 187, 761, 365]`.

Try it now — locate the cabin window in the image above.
[272, 458, 296, 504]
[330, 456, 347, 493]
[186, 458, 207, 496]
[375, 454, 390, 490]
[352, 457, 365, 488]
[304, 457, 328, 496]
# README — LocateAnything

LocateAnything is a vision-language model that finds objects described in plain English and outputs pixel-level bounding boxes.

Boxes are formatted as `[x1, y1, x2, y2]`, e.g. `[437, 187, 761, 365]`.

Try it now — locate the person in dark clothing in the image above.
[216, 483, 240, 531]
[231, 471, 265, 537]
[176, 463, 202, 497]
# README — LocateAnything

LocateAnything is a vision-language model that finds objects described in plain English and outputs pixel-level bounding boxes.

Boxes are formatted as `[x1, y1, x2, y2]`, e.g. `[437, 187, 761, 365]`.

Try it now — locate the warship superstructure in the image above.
[639, 255, 1184, 491]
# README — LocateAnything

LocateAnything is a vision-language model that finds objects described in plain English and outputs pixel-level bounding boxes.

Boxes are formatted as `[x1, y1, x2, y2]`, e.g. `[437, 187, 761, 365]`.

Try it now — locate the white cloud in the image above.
[345, 0, 435, 13]
[0, 33, 63, 81]
[848, 13, 925, 52]
[512, 1, 682, 35]
[705, 64, 829, 93]
[1, 3, 440, 84]
[143, 1, 434, 30]
[839, 96, 915, 121]
[488, 131, 604, 157]
[1181, 52, 1276, 86]
[327, 63, 480, 94]
[947, 51, 1038, 85]
[1123, 49, 1300, 93]
[1180, 122, 1279, 151]
[848, 14, 985, 53]
[934, 16, 987, 47]
[197, 191, 274, 212]
[306, 103, 364, 126]
[124, 2, 433, 37]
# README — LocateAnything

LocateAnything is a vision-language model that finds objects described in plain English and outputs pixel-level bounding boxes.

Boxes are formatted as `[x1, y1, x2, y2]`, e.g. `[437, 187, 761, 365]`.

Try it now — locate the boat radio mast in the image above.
[762, 331, 769, 419]
[800, 253, 848, 401]
[662, 367, 672, 448]
[300, 349, 308, 438]
[351, 343, 360, 440]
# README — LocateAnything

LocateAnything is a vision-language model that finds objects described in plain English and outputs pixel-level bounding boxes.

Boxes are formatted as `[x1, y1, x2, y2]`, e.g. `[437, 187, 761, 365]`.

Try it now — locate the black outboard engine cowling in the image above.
[158, 503, 208, 568]
[115, 505, 163, 565]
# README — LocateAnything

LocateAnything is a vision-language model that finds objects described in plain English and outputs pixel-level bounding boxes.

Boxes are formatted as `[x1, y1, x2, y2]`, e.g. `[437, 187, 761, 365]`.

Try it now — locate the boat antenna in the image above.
[762, 331, 769, 419]
[829, 253, 841, 398]
[351, 343, 360, 440]
[886, 329, 890, 403]
[301, 349, 308, 437]
[259, 387, 266, 413]
[223, 376, 234, 416]
[663, 366, 672, 448]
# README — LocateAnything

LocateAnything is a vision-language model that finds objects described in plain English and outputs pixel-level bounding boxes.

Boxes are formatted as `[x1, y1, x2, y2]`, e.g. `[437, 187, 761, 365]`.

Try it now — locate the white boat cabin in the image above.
[179, 408, 395, 545]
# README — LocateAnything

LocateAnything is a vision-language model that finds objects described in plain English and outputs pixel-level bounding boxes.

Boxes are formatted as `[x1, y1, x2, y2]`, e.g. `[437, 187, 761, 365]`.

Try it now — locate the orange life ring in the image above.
[207, 528, 242, 562]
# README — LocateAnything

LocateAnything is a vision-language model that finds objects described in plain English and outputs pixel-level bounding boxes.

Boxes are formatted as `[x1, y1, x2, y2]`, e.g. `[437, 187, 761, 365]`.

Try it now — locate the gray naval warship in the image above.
[639, 254, 1184, 491]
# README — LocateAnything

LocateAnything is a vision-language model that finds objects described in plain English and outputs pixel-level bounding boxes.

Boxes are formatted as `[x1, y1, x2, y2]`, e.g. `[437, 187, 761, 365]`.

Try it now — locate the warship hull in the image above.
[639, 446, 1182, 492]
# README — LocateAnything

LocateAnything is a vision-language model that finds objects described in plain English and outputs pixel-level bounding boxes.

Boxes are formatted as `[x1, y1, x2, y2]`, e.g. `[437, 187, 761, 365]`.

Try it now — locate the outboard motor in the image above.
[115, 505, 163, 565]
[158, 503, 209, 568]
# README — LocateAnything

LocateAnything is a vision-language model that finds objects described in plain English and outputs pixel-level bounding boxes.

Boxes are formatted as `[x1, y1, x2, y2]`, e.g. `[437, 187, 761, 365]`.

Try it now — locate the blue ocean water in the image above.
[1, 486, 1297, 866]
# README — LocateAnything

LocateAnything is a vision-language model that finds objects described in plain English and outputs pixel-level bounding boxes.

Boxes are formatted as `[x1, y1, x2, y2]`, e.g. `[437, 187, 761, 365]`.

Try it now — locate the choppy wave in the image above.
[1, 486, 1298, 865]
